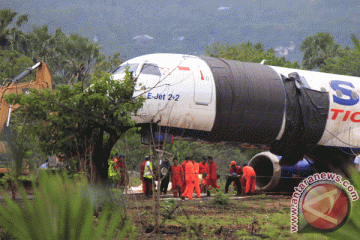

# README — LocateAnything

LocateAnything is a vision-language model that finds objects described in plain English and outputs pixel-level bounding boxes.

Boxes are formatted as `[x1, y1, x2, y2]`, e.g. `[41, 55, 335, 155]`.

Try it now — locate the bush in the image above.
[211, 189, 230, 207]
[0, 172, 137, 239]
[161, 198, 179, 219]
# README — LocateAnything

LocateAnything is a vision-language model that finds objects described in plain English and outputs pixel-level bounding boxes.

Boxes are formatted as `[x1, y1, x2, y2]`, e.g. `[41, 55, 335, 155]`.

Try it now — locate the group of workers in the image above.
[139, 155, 256, 199]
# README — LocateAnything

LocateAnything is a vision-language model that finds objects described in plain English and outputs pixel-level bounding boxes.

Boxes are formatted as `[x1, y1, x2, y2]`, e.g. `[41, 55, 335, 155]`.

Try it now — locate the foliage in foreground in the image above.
[0, 172, 137, 239]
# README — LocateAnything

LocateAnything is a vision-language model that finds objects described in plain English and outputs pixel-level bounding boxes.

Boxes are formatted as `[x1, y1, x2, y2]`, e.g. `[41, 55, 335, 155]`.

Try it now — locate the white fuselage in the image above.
[112, 53, 360, 151]
[112, 54, 216, 132]
[269, 66, 360, 149]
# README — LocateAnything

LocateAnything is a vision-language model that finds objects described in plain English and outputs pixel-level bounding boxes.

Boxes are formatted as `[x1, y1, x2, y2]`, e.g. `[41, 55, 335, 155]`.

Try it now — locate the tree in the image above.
[0, 9, 34, 85]
[5, 68, 144, 182]
[1, 8, 115, 87]
[42, 28, 104, 86]
[0, 8, 28, 50]
[320, 48, 360, 76]
[21, 25, 106, 86]
[0, 49, 35, 85]
[319, 34, 360, 77]
[205, 41, 300, 68]
[350, 34, 360, 54]
[300, 32, 342, 70]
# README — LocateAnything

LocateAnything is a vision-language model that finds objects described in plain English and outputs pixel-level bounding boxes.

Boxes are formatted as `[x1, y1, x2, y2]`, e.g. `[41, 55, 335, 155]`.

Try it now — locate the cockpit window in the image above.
[112, 63, 139, 74]
[140, 63, 161, 76]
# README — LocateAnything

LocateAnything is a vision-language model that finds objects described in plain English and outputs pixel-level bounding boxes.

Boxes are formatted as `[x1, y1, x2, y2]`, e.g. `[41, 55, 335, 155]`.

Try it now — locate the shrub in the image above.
[161, 198, 179, 219]
[0, 172, 137, 239]
[211, 189, 230, 207]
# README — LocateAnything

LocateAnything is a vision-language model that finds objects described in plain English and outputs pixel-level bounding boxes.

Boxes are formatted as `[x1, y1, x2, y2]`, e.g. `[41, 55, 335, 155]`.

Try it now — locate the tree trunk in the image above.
[91, 131, 119, 183]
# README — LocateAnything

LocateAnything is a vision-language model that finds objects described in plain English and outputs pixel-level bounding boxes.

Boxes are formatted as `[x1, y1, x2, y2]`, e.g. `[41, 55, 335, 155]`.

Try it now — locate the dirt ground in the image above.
[122, 193, 294, 239]
[0, 182, 305, 239]
[0, 187, 332, 239]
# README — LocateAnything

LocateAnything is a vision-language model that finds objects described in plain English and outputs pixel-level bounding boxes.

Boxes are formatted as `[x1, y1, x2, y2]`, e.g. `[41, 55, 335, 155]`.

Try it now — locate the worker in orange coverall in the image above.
[181, 159, 187, 193]
[225, 161, 243, 196]
[192, 159, 201, 198]
[181, 157, 195, 200]
[199, 157, 209, 174]
[206, 156, 220, 196]
[170, 158, 184, 197]
[140, 156, 152, 194]
[199, 157, 209, 193]
[241, 163, 256, 195]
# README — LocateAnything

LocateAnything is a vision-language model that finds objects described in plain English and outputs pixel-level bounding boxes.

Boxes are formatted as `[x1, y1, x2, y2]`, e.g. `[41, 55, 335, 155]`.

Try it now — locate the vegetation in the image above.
[1, 6, 360, 239]
[205, 41, 301, 68]
[3, 7, 360, 181]
[0, 8, 28, 51]
[0, 172, 137, 239]
[0, 49, 35, 84]
[5, 69, 144, 182]
[300, 32, 342, 70]
[129, 194, 331, 239]
[0, 8, 122, 87]
[319, 34, 360, 77]
[161, 198, 179, 219]
[211, 189, 231, 207]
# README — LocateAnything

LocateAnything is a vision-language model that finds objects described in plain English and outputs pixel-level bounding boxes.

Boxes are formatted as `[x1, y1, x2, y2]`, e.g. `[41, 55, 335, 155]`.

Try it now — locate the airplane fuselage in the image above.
[112, 53, 360, 171]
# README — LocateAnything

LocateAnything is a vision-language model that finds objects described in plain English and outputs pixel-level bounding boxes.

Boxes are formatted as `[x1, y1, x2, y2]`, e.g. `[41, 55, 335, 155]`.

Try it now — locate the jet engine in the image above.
[248, 151, 316, 193]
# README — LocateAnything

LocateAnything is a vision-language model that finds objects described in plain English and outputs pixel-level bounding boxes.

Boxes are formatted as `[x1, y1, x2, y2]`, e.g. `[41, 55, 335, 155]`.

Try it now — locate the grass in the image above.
[0, 191, 332, 240]
[252, 193, 268, 199]
[128, 176, 142, 187]
[128, 194, 339, 239]
[0, 172, 137, 239]
[3, 171, 359, 239]
[237, 202, 250, 208]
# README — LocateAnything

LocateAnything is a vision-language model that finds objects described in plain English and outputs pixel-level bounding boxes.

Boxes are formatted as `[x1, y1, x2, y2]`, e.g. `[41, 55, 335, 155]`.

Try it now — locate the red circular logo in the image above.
[301, 183, 350, 231]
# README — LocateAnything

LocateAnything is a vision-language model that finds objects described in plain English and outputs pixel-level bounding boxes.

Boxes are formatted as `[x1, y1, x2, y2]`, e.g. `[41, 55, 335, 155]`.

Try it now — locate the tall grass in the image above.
[0, 172, 137, 239]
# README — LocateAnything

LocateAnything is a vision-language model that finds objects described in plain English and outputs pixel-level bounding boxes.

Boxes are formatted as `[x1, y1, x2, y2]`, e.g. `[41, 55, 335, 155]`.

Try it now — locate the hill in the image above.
[5, 0, 360, 63]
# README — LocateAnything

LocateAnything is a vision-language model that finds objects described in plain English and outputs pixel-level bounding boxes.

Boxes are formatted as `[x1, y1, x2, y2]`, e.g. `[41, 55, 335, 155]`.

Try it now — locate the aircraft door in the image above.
[193, 66, 213, 105]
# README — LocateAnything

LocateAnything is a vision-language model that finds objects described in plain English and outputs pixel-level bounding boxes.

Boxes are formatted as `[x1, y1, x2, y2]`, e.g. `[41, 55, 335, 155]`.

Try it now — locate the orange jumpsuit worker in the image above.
[199, 157, 209, 174]
[140, 156, 152, 194]
[230, 161, 243, 189]
[207, 156, 220, 193]
[181, 157, 195, 200]
[181, 159, 187, 193]
[170, 158, 184, 197]
[241, 164, 256, 195]
[225, 161, 243, 196]
[199, 157, 209, 192]
[192, 159, 201, 198]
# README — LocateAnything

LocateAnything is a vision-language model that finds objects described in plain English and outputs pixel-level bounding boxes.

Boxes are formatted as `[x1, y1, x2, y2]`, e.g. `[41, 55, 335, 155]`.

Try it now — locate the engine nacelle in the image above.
[249, 151, 315, 192]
